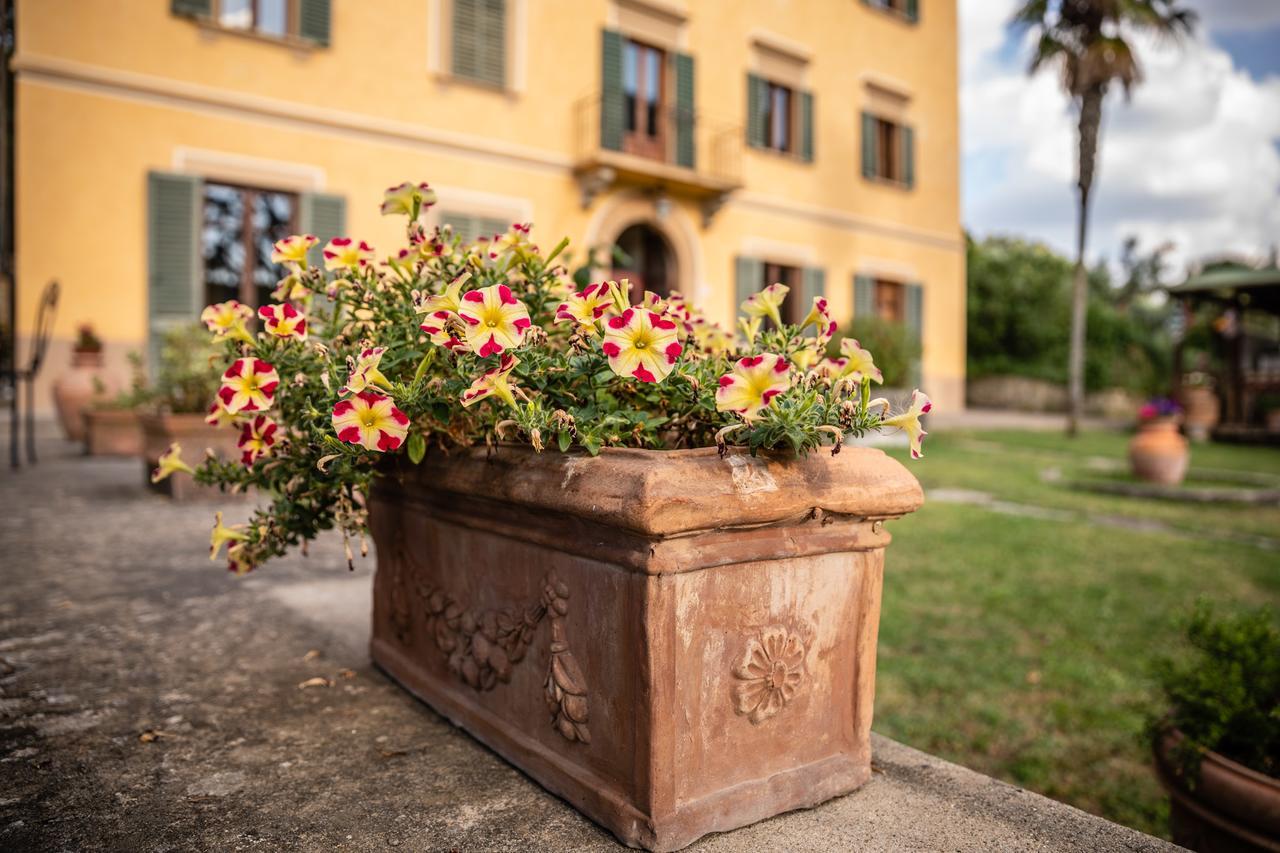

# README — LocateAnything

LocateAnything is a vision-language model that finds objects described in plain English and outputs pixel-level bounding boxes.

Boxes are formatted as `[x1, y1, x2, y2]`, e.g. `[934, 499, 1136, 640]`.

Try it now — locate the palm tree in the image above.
[1012, 0, 1194, 435]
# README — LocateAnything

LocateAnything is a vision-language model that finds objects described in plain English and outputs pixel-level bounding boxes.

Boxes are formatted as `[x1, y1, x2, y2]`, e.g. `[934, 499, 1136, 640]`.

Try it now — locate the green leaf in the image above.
[407, 433, 426, 465]
[557, 430, 572, 452]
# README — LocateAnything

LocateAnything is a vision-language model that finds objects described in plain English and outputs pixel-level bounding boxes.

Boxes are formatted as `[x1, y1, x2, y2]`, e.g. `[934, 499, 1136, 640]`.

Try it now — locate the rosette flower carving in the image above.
[732, 626, 808, 724]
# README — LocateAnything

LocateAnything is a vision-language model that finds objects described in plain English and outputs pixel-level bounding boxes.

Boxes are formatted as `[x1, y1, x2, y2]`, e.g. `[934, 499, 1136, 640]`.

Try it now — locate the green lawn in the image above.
[874, 429, 1280, 838]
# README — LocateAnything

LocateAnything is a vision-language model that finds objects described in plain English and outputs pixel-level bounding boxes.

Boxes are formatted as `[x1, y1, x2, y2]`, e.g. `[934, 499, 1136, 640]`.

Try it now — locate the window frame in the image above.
[217, 0, 293, 38]
[863, 0, 918, 24]
[201, 180, 299, 312]
[865, 113, 912, 186]
[621, 36, 669, 161]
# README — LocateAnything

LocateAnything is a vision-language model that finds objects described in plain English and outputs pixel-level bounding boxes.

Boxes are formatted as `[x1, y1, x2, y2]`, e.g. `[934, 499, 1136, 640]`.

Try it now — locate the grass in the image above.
[873, 428, 1280, 838]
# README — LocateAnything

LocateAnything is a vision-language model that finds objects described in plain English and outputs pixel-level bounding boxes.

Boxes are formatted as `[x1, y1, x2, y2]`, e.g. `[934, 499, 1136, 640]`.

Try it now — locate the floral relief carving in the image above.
[732, 625, 810, 724]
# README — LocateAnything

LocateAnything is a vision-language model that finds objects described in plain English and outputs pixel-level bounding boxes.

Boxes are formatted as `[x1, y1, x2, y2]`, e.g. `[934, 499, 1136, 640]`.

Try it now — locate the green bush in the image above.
[153, 323, 227, 414]
[830, 317, 920, 388]
[1150, 603, 1280, 781]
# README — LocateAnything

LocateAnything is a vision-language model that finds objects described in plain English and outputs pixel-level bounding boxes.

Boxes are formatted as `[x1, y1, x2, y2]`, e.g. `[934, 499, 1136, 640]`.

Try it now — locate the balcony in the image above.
[572, 93, 743, 225]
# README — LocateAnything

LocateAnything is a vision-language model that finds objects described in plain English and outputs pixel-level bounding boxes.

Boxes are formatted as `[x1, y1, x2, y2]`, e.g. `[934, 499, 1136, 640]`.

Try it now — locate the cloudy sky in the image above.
[961, 0, 1280, 274]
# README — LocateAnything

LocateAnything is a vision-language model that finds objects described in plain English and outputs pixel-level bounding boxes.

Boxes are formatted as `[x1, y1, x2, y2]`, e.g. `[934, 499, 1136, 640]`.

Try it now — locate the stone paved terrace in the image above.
[0, 430, 1181, 852]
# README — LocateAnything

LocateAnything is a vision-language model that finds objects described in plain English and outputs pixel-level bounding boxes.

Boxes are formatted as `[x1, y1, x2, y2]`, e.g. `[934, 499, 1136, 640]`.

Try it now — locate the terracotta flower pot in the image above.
[1180, 386, 1221, 443]
[1130, 418, 1189, 486]
[369, 445, 923, 852]
[1154, 728, 1280, 852]
[82, 408, 142, 457]
[52, 350, 109, 442]
[139, 412, 241, 501]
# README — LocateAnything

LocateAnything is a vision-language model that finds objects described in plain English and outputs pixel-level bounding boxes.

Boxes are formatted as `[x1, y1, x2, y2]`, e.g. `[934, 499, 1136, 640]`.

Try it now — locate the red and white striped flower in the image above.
[217, 358, 280, 414]
[205, 400, 238, 428]
[716, 354, 791, 421]
[460, 354, 521, 410]
[601, 309, 682, 383]
[457, 284, 533, 358]
[800, 297, 837, 346]
[742, 283, 790, 329]
[339, 346, 393, 396]
[880, 390, 932, 459]
[322, 237, 375, 273]
[200, 300, 254, 342]
[237, 414, 278, 466]
[380, 181, 436, 217]
[258, 303, 308, 341]
[839, 338, 884, 384]
[554, 282, 614, 333]
[331, 390, 409, 452]
[270, 234, 318, 268]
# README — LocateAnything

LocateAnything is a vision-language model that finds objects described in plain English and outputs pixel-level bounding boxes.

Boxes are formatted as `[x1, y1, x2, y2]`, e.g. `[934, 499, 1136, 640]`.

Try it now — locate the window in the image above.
[764, 82, 793, 153]
[202, 183, 297, 311]
[861, 112, 915, 187]
[874, 279, 905, 323]
[439, 211, 510, 245]
[623, 38, 667, 160]
[747, 74, 814, 162]
[452, 0, 507, 88]
[761, 262, 806, 325]
[217, 0, 290, 38]
[863, 0, 920, 23]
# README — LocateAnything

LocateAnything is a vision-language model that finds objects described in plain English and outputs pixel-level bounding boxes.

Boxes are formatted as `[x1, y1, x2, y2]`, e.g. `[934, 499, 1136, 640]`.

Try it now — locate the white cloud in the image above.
[961, 0, 1280, 274]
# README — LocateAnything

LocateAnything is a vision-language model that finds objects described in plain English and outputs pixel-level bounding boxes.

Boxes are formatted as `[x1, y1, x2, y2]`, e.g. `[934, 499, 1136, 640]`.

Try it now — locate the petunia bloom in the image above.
[339, 346, 393, 396]
[331, 390, 409, 452]
[839, 338, 884, 384]
[218, 358, 280, 414]
[691, 318, 734, 355]
[209, 511, 249, 562]
[880, 390, 932, 459]
[554, 282, 614, 333]
[150, 442, 196, 483]
[271, 273, 312, 302]
[200, 300, 254, 342]
[380, 181, 437, 217]
[271, 234, 318, 268]
[457, 284, 533, 358]
[800, 297, 837, 346]
[322, 237, 375, 273]
[601, 309, 682, 383]
[790, 344, 822, 373]
[715, 353, 791, 421]
[460, 354, 521, 410]
[205, 400, 238, 428]
[258, 303, 308, 341]
[237, 414, 278, 466]
[742, 283, 790, 329]
[226, 543, 255, 576]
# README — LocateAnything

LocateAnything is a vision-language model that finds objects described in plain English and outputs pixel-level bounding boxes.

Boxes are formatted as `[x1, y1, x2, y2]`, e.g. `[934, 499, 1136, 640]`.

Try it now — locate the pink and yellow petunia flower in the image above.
[460, 354, 521, 410]
[226, 543, 255, 575]
[880, 390, 932, 459]
[380, 181, 437, 217]
[457, 284, 533, 358]
[800, 297, 837, 346]
[839, 338, 884, 384]
[790, 344, 823, 372]
[322, 237, 375, 273]
[554, 282, 614, 333]
[601, 309, 682, 383]
[237, 414, 278, 466]
[271, 273, 312, 302]
[205, 400, 238, 428]
[217, 358, 280, 414]
[715, 353, 792, 420]
[200, 300, 254, 342]
[150, 442, 195, 483]
[258, 303, 308, 341]
[331, 390, 409, 452]
[742, 283, 790, 329]
[271, 234, 318, 268]
[339, 346, 393, 396]
[209, 511, 249, 562]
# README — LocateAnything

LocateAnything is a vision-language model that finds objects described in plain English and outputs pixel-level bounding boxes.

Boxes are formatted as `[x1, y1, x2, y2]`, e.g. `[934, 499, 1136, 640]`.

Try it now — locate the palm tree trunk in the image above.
[1068, 86, 1103, 436]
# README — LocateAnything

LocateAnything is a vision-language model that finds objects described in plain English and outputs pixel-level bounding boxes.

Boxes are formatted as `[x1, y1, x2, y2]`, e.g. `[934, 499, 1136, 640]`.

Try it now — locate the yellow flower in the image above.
[331, 391, 409, 452]
[800, 297, 837, 346]
[554, 282, 614, 335]
[742, 283, 790, 329]
[838, 338, 883, 384]
[691, 318, 734, 355]
[457, 284, 533, 358]
[715, 354, 791, 421]
[322, 237, 375, 273]
[790, 344, 822, 372]
[601, 309, 683, 383]
[380, 181, 436, 217]
[150, 442, 196, 483]
[217, 358, 280, 414]
[340, 346, 393, 396]
[460, 354, 521, 410]
[209, 511, 250, 562]
[258, 303, 308, 341]
[880, 390, 932, 459]
[226, 543, 255, 576]
[270, 234, 318, 268]
[200, 301, 254, 343]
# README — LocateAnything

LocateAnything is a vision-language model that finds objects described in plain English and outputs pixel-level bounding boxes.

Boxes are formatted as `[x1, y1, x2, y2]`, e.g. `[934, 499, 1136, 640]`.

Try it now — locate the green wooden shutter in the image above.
[901, 125, 915, 188]
[905, 282, 923, 385]
[746, 74, 768, 149]
[147, 172, 202, 371]
[906, 0, 920, 23]
[799, 91, 815, 163]
[673, 52, 696, 169]
[861, 112, 877, 179]
[478, 216, 509, 238]
[854, 274, 875, 319]
[601, 30, 625, 152]
[734, 256, 762, 314]
[453, 0, 506, 87]
[298, 0, 331, 46]
[171, 0, 211, 18]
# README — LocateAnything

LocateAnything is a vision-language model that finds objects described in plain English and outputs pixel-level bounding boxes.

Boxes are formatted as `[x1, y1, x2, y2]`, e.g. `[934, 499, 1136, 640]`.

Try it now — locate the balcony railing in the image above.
[572, 94, 743, 222]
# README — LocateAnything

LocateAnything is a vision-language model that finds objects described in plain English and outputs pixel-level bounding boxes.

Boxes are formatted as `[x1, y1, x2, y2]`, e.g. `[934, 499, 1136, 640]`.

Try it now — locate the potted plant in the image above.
[1179, 372, 1220, 442]
[1130, 397, 1189, 485]
[1150, 604, 1279, 852]
[52, 323, 110, 441]
[82, 353, 147, 457]
[138, 323, 239, 500]
[156, 182, 930, 852]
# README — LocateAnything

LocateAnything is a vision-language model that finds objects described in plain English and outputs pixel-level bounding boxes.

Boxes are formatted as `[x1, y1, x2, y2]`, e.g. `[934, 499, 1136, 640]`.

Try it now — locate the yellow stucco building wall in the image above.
[13, 0, 963, 414]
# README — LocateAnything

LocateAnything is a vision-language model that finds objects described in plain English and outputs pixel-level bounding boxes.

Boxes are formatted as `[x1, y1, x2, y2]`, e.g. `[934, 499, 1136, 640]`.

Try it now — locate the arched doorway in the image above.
[612, 223, 677, 298]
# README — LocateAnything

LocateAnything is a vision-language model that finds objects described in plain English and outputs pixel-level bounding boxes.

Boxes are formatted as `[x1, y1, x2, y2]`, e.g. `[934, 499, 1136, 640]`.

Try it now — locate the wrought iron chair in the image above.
[8, 280, 58, 468]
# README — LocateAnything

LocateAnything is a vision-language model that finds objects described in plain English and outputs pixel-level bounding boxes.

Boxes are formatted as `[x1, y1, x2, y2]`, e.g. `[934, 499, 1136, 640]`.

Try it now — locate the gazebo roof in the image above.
[1168, 263, 1280, 295]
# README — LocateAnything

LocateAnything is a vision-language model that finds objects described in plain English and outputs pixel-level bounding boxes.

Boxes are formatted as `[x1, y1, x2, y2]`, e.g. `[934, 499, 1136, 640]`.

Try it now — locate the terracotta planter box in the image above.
[1155, 729, 1280, 852]
[83, 408, 143, 457]
[369, 446, 922, 851]
[139, 413, 241, 501]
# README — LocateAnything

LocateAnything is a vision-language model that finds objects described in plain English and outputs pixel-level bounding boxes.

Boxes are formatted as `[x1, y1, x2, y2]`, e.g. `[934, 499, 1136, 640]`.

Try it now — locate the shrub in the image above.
[830, 317, 920, 388]
[151, 322, 227, 414]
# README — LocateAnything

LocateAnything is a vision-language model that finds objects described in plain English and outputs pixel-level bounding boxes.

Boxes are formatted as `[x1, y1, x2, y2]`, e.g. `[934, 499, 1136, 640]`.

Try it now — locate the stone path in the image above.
[0, 434, 1179, 852]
